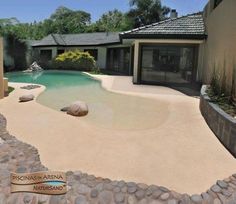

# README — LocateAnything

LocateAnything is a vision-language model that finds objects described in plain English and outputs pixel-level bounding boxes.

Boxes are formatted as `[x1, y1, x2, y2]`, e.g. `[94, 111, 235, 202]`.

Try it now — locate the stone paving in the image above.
[1, 114, 236, 203]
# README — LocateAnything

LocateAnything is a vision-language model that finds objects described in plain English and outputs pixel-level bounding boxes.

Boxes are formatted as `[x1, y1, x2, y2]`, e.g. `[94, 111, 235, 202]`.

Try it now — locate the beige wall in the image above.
[200, 0, 236, 90]
[0, 37, 4, 99]
[97, 47, 107, 69]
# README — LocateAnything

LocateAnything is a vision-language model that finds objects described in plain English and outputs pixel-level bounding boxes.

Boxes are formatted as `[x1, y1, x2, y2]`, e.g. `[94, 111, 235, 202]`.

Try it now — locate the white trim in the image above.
[134, 39, 204, 44]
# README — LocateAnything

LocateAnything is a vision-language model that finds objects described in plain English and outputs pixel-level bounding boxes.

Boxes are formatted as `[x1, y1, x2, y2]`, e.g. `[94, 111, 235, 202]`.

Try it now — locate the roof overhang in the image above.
[32, 41, 122, 48]
[120, 33, 207, 41]
[129, 39, 205, 45]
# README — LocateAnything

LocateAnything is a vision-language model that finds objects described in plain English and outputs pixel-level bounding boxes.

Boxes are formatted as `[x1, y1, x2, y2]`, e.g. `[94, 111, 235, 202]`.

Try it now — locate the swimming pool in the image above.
[6, 70, 168, 130]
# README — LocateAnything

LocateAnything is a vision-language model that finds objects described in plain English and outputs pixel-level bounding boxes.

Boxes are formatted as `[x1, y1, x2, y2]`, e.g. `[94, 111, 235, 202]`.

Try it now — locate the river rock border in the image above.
[200, 85, 236, 158]
[1, 114, 236, 203]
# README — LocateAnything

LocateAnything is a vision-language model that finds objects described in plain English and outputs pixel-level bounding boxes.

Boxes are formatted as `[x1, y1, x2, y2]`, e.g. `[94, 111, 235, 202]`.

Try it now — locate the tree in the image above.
[128, 0, 170, 27]
[49, 6, 91, 34]
[4, 33, 27, 71]
[95, 9, 130, 32]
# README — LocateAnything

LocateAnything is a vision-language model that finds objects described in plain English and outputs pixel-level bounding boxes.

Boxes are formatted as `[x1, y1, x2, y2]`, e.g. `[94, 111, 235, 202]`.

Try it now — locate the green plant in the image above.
[8, 86, 14, 94]
[210, 66, 222, 97]
[231, 66, 236, 105]
[90, 65, 101, 74]
[208, 64, 236, 117]
[210, 62, 229, 97]
[53, 50, 95, 71]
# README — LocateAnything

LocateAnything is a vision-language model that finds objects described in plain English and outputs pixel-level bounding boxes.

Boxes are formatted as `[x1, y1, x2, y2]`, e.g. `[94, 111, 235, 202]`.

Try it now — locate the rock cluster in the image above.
[20, 85, 41, 90]
[1, 113, 236, 203]
[19, 94, 34, 102]
[23, 61, 43, 72]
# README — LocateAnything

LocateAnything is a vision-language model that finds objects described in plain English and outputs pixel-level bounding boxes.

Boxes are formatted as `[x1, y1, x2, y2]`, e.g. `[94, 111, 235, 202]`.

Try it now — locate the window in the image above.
[57, 49, 65, 55]
[40, 50, 52, 61]
[107, 48, 130, 75]
[84, 49, 98, 61]
[140, 45, 196, 84]
[214, 0, 223, 8]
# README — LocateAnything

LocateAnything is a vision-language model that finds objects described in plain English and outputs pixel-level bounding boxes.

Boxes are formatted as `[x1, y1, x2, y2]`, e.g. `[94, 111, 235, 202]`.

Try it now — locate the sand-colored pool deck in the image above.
[0, 74, 236, 194]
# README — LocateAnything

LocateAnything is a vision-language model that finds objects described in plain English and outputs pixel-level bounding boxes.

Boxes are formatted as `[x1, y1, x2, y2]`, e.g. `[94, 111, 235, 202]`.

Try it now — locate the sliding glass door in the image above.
[107, 48, 130, 75]
[140, 45, 197, 85]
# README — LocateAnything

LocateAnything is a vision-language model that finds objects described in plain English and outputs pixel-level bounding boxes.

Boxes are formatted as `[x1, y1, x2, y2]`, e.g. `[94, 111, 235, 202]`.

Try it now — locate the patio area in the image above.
[0, 75, 235, 194]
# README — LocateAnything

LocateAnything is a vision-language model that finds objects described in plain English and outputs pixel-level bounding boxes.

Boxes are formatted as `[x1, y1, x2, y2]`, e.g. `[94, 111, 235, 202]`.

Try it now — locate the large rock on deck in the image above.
[67, 101, 89, 117]
[19, 94, 34, 102]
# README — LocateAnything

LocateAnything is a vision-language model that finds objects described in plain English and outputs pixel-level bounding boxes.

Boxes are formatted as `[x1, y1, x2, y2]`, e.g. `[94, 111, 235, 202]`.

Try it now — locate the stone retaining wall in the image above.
[200, 85, 236, 157]
[1, 113, 236, 203]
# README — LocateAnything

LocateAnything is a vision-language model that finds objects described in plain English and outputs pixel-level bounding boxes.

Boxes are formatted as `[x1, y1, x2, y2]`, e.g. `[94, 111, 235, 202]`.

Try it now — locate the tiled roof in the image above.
[120, 13, 206, 39]
[32, 32, 120, 47]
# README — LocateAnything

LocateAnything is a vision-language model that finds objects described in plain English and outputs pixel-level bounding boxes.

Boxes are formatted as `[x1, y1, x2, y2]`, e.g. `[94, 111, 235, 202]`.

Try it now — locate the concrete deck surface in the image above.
[0, 75, 235, 194]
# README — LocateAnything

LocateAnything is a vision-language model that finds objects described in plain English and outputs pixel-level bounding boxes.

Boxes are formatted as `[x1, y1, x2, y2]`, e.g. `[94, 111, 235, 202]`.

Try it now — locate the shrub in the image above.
[208, 65, 236, 117]
[53, 50, 96, 71]
[90, 65, 101, 74]
[210, 62, 228, 97]
[231, 67, 236, 104]
[210, 67, 222, 97]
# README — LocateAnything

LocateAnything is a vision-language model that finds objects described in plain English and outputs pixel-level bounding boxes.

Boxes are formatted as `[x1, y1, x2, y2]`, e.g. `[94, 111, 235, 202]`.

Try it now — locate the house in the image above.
[32, 12, 205, 86]
[32, 32, 132, 75]
[32, 0, 236, 89]
[120, 12, 206, 85]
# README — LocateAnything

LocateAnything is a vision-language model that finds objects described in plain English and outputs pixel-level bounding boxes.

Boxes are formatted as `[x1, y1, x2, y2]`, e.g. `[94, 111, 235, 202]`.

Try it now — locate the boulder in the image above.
[60, 107, 69, 112]
[19, 94, 34, 102]
[67, 101, 89, 117]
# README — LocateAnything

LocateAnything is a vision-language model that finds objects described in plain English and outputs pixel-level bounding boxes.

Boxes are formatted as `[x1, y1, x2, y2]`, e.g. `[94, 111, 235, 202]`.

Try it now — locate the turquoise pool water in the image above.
[6, 71, 167, 130]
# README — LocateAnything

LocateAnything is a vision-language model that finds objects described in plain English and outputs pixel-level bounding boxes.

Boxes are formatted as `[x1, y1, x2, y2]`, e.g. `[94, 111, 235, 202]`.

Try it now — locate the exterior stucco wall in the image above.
[97, 47, 107, 69]
[197, 42, 205, 82]
[200, 0, 236, 88]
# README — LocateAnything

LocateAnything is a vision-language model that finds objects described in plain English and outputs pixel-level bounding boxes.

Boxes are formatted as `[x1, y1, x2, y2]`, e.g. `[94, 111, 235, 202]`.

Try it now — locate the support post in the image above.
[0, 37, 4, 99]
[133, 41, 140, 84]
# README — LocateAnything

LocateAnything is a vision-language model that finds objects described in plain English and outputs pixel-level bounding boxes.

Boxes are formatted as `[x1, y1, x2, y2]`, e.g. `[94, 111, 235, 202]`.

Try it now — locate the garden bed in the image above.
[200, 85, 236, 157]
[207, 87, 236, 118]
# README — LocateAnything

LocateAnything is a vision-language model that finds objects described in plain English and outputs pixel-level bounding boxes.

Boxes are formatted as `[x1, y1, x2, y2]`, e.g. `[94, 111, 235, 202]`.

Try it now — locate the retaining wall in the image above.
[200, 85, 236, 157]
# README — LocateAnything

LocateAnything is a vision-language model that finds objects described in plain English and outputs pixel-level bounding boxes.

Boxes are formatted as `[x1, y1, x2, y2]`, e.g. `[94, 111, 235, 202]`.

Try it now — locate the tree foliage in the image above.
[50, 6, 91, 34]
[0, 1, 170, 40]
[128, 0, 170, 27]
[93, 9, 132, 32]
[4, 33, 27, 71]
[53, 50, 95, 71]
[0, 6, 91, 39]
